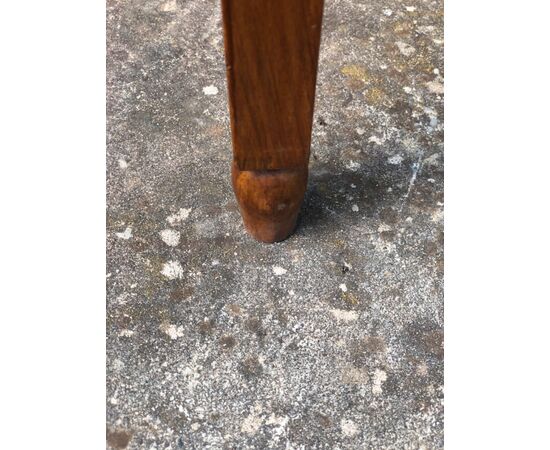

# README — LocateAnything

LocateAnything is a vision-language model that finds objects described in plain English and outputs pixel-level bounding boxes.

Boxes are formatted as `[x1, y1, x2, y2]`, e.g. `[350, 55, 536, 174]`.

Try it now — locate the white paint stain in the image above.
[431, 209, 444, 223]
[339, 283, 348, 292]
[161, 260, 184, 279]
[403, 86, 413, 94]
[330, 309, 358, 322]
[396, 41, 416, 57]
[346, 160, 360, 171]
[383, 8, 393, 16]
[265, 414, 289, 439]
[159, 229, 180, 247]
[405, 6, 417, 12]
[342, 367, 369, 384]
[388, 154, 404, 165]
[351, 204, 359, 212]
[112, 359, 125, 371]
[424, 153, 441, 166]
[272, 266, 287, 276]
[115, 226, 132, 240]
[118, 329, 134, 337]
[265, 414, 287, 427]
[418, 25, 435, 34]
[167, 207, 191, 225]
[241, 415, 262, 435]
[426, 80, 444, 94]
[340, 418, 359, 437]
[372, 368, 388, 395]
[202, 85, 219, 96]
[417, 362, 429, 376]
[118, 159, 128, 169]
[241, 405, 264, 435]
[159, 322, 184, 340]
[161, 0, 177, 11]
[368, 135, 384, 145]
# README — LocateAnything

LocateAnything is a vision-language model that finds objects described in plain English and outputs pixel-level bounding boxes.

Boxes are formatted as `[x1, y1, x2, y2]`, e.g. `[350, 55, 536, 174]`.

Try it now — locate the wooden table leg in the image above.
[221, 0, 324, 243]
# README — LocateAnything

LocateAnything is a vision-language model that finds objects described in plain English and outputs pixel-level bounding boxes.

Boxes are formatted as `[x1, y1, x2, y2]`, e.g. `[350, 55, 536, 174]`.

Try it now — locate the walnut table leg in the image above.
[221, 0, 324, 242]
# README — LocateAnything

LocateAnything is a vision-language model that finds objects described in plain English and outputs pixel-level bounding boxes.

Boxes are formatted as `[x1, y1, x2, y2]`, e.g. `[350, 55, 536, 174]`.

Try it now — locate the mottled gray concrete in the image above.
[107, 0, 444, 448]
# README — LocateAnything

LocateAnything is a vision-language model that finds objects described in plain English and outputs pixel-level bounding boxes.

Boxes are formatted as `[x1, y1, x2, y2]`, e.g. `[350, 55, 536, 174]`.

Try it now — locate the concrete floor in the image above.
[107, 0, 443, 448]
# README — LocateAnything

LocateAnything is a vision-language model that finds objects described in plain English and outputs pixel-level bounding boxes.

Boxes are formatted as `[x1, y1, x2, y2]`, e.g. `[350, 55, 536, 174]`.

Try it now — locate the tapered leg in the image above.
[221, 0, 324, 242]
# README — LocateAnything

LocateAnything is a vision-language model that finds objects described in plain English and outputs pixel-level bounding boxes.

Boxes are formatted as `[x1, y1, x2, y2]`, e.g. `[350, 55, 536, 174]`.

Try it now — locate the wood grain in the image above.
[221, 0, 324, 242]
[221, 0, 324, 171]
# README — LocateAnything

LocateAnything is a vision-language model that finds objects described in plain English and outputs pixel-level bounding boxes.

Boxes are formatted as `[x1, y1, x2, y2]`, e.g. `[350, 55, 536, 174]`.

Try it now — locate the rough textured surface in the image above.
[106, 0, 444, 448]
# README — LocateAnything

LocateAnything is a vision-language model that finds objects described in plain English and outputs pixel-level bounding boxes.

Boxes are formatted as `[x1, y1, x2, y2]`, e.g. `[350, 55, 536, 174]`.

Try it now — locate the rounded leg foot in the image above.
[231, 161, 308, 243]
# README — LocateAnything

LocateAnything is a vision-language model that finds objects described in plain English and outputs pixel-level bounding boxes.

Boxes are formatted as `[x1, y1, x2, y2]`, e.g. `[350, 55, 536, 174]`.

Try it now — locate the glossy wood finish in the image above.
[221, 0, 324, 242]
[232, 162, 308, 243]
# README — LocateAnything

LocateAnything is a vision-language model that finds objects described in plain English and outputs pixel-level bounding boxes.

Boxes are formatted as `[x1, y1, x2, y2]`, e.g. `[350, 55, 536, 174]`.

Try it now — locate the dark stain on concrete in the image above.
[107, 428, 132, 449]
[245, 317, 267, 340]
[240, 356, 263, 378]
[219, 335, 236, 350]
